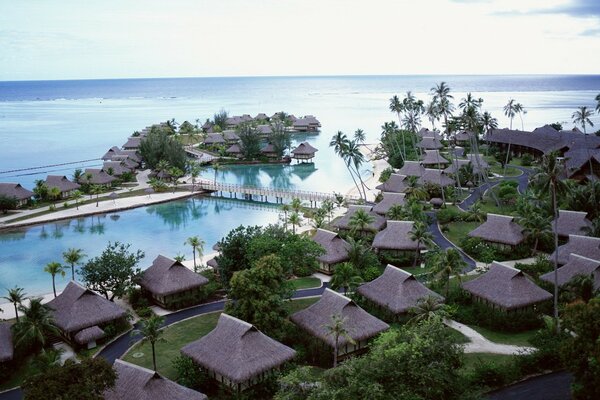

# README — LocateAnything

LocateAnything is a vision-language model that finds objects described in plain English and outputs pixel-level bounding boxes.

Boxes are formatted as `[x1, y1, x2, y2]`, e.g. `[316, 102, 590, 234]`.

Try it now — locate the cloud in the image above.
[537, 0, 600, 18]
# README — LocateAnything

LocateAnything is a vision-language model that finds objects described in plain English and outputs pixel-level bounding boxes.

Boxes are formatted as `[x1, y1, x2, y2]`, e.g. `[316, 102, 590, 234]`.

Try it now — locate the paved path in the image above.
[426, 212, 477, 271]
[487, 371, 573, 400]
[444, 319, 535, 355]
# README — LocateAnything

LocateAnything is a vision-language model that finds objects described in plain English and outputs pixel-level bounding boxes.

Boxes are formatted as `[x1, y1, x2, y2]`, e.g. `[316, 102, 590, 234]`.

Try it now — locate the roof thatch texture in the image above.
[204, 133, 225, 145]
[540, 254, 600, 289]
[105, 360, 207, 400]
[110, 155, 138, 169]
[468, 214, 525, 245]
[206, 257, 219, 269]
[290, 289, 389, 347]
[420, 150, 450, 165]
[418, 169, 455, 187]
[311, 229, 351, 264]
[375, 174, 408, 193]
[549, 235, 600, 265]
[462, 262, 552, 310]
[256, 124, 273, 135]
[454, 130, 474, 142]
[122, 137, 142, 149]
[417, 136, 443, 150]
[564, 148, 600, 177]
[443, 159, 471, 175]
[255, 113, 268, 120]
[292, 142, 318, 156]
[373, 192, 406, 215]
[332, 205, 386, 232]
[261, 144, 277, 154]
[0, 323, 14, 362]
[181, 314, 296, 384]
[226, 144, 242, 154]
[357, 265, 444, 314]
[102, 161, 132, 177]
[74, 326, 105, 345]
[417, 128, 441, 140]
[0, 183, 34, 200]
[372, 221, 425, 251]
[466, 154, 489, 168]
[553, 210, 592, 237]
[82, 169, 117, 185]
[101, 146, 121, 161]
[485, 127, 600, 155]
[139, 255, 208, 297]
[46, 281, 126, 334]
[223, 130, 240, 142]
[119, 150, 141, 162]
[397, 161, 425, 177]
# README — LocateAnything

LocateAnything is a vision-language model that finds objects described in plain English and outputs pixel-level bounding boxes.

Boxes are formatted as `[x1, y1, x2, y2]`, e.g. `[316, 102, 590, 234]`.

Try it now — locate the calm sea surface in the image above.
[0, 75, 599, 295]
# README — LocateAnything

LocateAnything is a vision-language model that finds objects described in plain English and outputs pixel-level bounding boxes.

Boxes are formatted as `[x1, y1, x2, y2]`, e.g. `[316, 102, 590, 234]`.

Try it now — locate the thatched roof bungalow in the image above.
[290, 289, 389, 358]
[101, 146, 122, 161]
[0, 323, 13, 363]
[105, 360, 207, 400]
[552, 210, 592, 238]
[549, 235, 600, 265]
[372, 221, 426, 254]
[420, 150, 450, 166]
[44, 177, 80, 199]
[375, 174, 407, 193]
[397, 161, 425, 177]
[311, 229, 350, 274]
[417, 136, 443, 150]
[256, 124, 273, 135]
[255, 113, 269, 121]
[102, 161, 132, 177]
[139, 255, 209, 309]
[291, 142, 318, 162]
[540, 254, 600, 289]
[418, 169, 455, 187]
[110, 155, 139, 169]
[462, 262, 552, 311]
[223, 130, 240, 143]
[46, 281, 127, 348]
[181, 314, 296, 392]
[373, 192, 406, 215]
[82, 169, 117, 186]
[122, 137, 142, 150]
[357, 265, 443, 316]
[468, 214, 525, 248]
[453, 130, 474, 144]
[332, 205, 386, 233]
[204, 133, 226, 145]
[0, 183, 33, 207]
[260, 143, 279, 159]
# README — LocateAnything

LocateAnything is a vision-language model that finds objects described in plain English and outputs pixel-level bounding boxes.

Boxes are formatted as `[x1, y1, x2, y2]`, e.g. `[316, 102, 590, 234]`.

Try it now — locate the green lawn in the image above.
[462, 353, 516, 372]
[289, 277, 321, 290]
[489, 165, 522, 177]
[0, 355, 34, 391]
[468, 325, 537, 347]
[446, 326, 470, 344]
[443, 221, 480, 246]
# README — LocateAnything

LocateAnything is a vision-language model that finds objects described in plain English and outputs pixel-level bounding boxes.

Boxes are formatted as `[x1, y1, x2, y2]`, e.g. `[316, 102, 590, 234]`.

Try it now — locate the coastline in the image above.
[345, 143, 390, 202]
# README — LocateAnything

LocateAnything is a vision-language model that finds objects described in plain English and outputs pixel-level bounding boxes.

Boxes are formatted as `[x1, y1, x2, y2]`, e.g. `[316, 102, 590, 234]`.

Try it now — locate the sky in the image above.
[1, 0, 600, 80]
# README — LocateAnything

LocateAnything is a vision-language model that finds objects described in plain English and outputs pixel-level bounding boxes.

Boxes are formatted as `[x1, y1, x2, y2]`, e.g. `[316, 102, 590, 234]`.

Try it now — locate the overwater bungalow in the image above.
[122, 136, 142, 150]
[46, 281, 127, 349]
[357, 265, 443, 317]
[139, 255, 209, 309]
[552, 210, 592, 239]
[225, 143, 243, 159]
[256, 124, 273, 136]
[417, 136, 443, 150]
[0, 183, 33, 207]
[81, 169, 117, 187]
[375, 174, 407, 193]
[311, 228, 351, 274]
[373, 192, 406, 215]
[291, 142, 318, 163]
[462, 262, 552, 312]
[290, 289, 389, 360]
[44, 175, 81, 199]
[293, 116, 320, 132]
[372, 221, 426, 256]
[468, 213, 525, 249]
[397, 161, 425, 177]
[540, 254, 600, 289]
[0, 323, 14, 365]
[420, 150, 450, 167]
[333, 205, 386, 234]
[549, 235, 600, 265]
[181, 314, 296, 392]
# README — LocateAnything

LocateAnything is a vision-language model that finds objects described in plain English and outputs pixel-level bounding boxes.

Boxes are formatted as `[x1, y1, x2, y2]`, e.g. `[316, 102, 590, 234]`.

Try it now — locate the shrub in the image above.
[459, 237, 497, 263]
[173, 355, 207, 390]
[379, 167, 394, 183]
[437, 207, 464, 224]
[521, 153, 533, 167]
[468, 360, 515, 388]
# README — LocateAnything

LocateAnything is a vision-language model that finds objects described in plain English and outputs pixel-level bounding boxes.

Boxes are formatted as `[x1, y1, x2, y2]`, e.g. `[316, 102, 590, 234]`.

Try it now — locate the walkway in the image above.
[184, 146, 217, 163]
[486, 371, 573, 400]
[426, 212, 476, 271]
[444, 319, 535, 355]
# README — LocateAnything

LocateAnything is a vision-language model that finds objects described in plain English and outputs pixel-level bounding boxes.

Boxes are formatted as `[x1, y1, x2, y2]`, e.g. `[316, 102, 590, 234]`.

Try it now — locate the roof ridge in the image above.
[220, 313, 253, 329]
[569, 253, 600, 264]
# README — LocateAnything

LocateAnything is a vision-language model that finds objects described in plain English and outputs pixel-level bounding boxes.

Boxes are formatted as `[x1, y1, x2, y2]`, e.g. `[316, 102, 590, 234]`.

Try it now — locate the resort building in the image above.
[563, 148, 600, 181]
[181, 314, 296, 392]
[105, 360, 207, 400]
[373, 192, 406, 216]
[375, 174, 407, 193]
[201, 121, 214, 133]
[372, 221, 426, 256]
[122, 136, 142, 150]
[468, 213, 525, 249]
[0, 323, 14, 365]
[549, 235, 600, 265]
[255, 113, 269, 121]
[462, 262, 552, 312]
[293, 116, 320, 132]
[332, 205, 386, 234]
[225, 143, 243, 159]
[453, 130, 474, 145]
[465, 153, 490, 170]
[102, 161, 132, 178]
[139, 255, 209, 310]
[310, 228, 351, 274]
[357, 265, 444, 317]
[552, 210, 592, 239]
[417, 136, 443, 150]
[222, 130, 240, 143]
[256, 124, 273, 136]
[46, 281, 127, 349]
[44, 175, 81, 199]
[110, 155, 139, 169]
[101, 146, 122, 161]
[417, 128, 441, 141]
[204, 133, 226, 146]
[290, 289, 389, 360]
[260, 143, 279, 159]
[118, 150, 141, 163]
[540, 254, 600, 290]
[81, 169, 117, 187]
[291, 142, 318, 163]
[397, 161, 425, 177]
[0, 183, 33, 207]
[418, 169, 455, 187]
[420, 150, 450, 167]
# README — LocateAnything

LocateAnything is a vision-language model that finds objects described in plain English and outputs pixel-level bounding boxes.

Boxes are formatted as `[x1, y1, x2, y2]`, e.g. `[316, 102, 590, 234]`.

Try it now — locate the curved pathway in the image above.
[426, 211, 477, 271]
[444, 319, 534, 355]
[486, 371, 573, 400]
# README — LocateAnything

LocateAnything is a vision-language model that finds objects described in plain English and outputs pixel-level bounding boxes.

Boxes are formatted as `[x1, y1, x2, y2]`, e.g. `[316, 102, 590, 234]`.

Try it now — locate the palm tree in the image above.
[389, 95, 406, 159]
[136, 315, 166, 371]
[430, 248, 467, 296]
[321, 199, 334, 223]
[2, 286, 26, 323]
[156, 160, 171, 179]
[280, 204, 291, 231]
[62, 248, 85, 281]
[211, 162, 223, 184]
[481, 111, 498, 155]
[288, 212, 302, 234]
[517, 211, 551, 254]
[345, 139, 368, 198]
[582, 217, 600, 237]
[189, 163, 203, 192]
[13, 297, 58, 350]
[431, 82, 454, 136]
[353, 129, 366, 144]
[572, 106, 594, 134]
[409, 295, 448, 323]
[330, 262, 363, 295]
[563, 274, 597, 303]
[425, 100, 439, 130]
[514, 103, 526, 131]
[330, 131, 364, 200]
[90, 185, 102, 207]
[596, 93, 600, 113]
[405, 176, 428, 201]
[71, 190, 83, 210]
[44, 262, 65, 298]
[323, 314, 354, 367]
[185, 236, 205, 272]
[409, 222, 433, 268]
[291, 198, 303, 213]
[386, 204, 405, 221]
[48, 187, 61, 204]
[503, 99, 518, 130]
[349, 209, 374, 234]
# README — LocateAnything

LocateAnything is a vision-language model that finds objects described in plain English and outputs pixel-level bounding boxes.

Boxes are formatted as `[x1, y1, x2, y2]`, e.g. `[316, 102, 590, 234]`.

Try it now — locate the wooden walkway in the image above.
[184, 146, 217, 163]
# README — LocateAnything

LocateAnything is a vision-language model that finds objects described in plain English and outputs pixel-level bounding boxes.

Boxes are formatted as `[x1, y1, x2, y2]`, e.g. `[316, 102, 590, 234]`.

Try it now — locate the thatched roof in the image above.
[549, 235, 600, 265]
[418, 169, 455, 187]
[204, 133, 226, 145]
[0, 323, 13, 362]
[46, 281, 126, 334]
[255, 113, 269, 120]
[420, 150, 450, 165]
[372, 221, 425, 251]
[462, 262, 552, 310]
[564, 148, 600, 177]
[292, 142, 318, 156]
[111, 155, 139, 169]
[74, 326, 105, 345]
[223, 130, 240, 142]
[101, 146, 121, 161]
[290, 289, 389, 347]
[468, 214, 525, 245]
[256, 124, 273, 135]
[82, 169, 117, 185]
[332, 205, 386, 232]
[417, 136, 443, 150]
[552, 210, 592, 237]
[454, 130, 474, 142]
[397, 161, 425, 177]
[119, 150, 141, 163]
[139, 255, 209, 297]
[0, 183, 33, 200]
[417, 128, 441, 140]
[444, 159, 471, 174]
[226, 144, 242, 154]
[466, 153, 489, 169]
[46, 175, 81, 193]
[181, 314, 295, 384]
[357, 265, 443, 314]
[105, 360, 207, 400]
[375, 174, 408, 193]
[311, 229, 350, 264]
[486, 127, 600, 155]
[540, 254, 600, 289]
[373, 192, 406, 215]
[122, 137, 142, 149]
[206, 257, 219, 269]
[102, 161, 132, 177]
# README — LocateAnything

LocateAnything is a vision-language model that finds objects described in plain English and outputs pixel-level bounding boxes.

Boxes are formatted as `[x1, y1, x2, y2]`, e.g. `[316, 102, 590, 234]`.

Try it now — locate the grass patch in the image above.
[443, 221, 480, 246]
[490, 165, 522, 177]
[468, 325, 536, 347]
[289, 277, 321, 290]
[0, 356, 34, 391]
[446, 326, 470, 344]
[462, 353, 516, 372]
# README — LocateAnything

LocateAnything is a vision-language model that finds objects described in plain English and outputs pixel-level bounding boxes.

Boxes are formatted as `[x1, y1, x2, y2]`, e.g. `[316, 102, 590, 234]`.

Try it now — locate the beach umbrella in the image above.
[108, 192, 118, 204]
[145, 188, 154, 198]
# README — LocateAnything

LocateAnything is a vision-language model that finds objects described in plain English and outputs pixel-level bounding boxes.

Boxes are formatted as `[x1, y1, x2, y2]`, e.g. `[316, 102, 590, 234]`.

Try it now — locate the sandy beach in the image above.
[345, 144, 391, 203]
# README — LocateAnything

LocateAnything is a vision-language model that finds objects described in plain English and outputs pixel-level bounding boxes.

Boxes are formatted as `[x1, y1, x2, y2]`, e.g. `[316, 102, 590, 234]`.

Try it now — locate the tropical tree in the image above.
[290, 198, 303, 213]
[135, 315, 166, 371]
[330, 262, 363, 295]
[0, 195, 17, 214]
[404, 176, 428, 201]
[71, 190, 83, 210]
[321, 199, 334, 223]
[48, 187, 61, 203]
[2, 286, 26, 323]
[429, 248, 467, 296]
[13, 297, 58, 350]
[44, 262, 65, 298]
[425, 100, 439, 130]
[389, 95, 406, 158]
[353, 128, 366, 144]
[280, 204, 290, 231]
[90, 185, 102, 207]
[563, 274, 598, 304]
[288, 212, 302, 234]
[514, 102, 526, 131]
[62, 248, 86, 281]
[409, 295, 448, 323]
[387, 204, 405, 221]
[323, 314, 354, 367]
[189, 163, 203, 192]
[431, 82, 454, 136]
[517, 211, 552, 254]
[572, 106, 595, 134]
[596, 93, 600, 113]
[409, 222, 433, 268]
[185, 236, 205, 272]
[503, 99, 518, 130]
[349, 209, 374, 234]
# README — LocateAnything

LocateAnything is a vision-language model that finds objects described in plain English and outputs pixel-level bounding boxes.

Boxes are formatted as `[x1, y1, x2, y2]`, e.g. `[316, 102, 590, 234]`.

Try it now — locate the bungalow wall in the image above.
[203, 365, 284, 392]
[143, 287, 205, 310]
